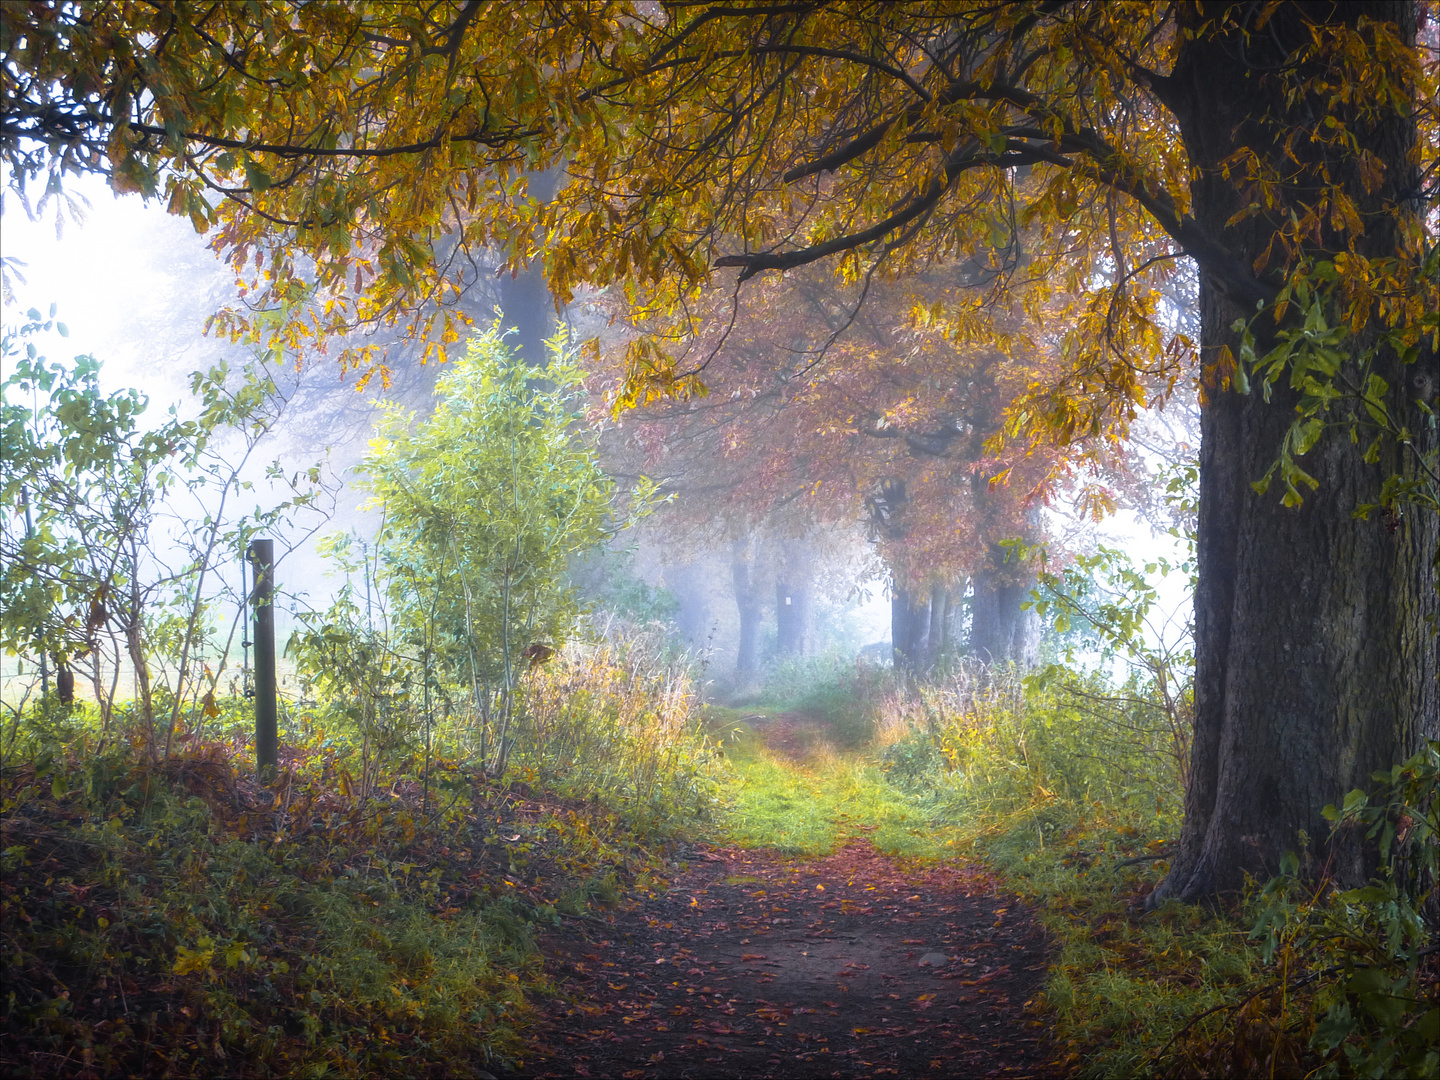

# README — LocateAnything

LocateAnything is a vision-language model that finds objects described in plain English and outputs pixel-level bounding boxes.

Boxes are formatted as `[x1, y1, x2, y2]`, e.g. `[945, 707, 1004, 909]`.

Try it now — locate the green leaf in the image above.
[1338, 885, 1390, 905]
[1364, 373, 1390, 425]
[1294, 418, 1324, 456]
[242, 157, 272, 194]
[1415, 1008, 1439, 1046]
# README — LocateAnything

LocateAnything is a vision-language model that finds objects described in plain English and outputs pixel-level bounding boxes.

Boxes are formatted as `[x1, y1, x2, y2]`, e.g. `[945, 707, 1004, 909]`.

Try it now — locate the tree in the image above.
[357, 323, 647, 772]
[595, 262, 1112, 671]
[1140, 2, 1438, 900]
[6, 1, 1436, 898]
[575, 0, 1439, 898]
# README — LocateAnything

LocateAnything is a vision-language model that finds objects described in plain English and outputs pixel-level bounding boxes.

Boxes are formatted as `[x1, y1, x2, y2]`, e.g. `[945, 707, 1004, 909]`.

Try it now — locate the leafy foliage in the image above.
[1233, 280, 1440, 528]
[314, 324, 658, 777]
[1028, 536, 1196, 791]
[9, 3, 1433, 432]
[1232, 743, 1440, 1079]
[1, 311, 329, 751]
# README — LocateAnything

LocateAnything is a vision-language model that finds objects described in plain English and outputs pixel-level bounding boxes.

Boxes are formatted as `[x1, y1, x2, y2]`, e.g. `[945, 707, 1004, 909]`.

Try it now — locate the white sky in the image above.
[2, 172, 220, 402]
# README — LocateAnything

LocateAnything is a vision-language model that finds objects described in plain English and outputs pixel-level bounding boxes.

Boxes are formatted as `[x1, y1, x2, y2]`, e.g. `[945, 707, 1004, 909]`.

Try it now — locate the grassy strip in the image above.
[704, 705, 965, 858]
[968, 802, 1268, 1077]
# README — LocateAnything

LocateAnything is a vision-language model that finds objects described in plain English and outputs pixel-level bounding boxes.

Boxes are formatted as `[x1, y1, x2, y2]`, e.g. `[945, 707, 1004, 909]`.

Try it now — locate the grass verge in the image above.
[703, 705, 964, 858]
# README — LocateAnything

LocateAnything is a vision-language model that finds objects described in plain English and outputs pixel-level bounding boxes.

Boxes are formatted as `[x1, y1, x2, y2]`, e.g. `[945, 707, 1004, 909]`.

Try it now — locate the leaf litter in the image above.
[510, 712, 1063, 1079]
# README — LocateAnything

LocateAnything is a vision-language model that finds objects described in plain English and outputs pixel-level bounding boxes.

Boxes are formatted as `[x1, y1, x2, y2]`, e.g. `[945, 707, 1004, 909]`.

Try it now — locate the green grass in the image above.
[703, 705, 962, 858]
[967, 800, 1267, 1077]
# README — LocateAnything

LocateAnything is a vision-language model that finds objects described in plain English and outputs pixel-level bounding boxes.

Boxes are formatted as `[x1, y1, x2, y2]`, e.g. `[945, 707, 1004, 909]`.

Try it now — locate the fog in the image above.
[2, 177, 1188, 702]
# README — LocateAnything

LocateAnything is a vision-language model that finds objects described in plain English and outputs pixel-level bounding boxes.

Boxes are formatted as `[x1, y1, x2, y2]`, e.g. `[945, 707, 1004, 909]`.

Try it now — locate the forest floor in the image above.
[507, 712, 1060, 1079]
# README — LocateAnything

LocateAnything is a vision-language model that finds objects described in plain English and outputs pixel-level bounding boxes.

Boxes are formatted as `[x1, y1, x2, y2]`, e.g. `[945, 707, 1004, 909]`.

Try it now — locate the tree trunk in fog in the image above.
[663, 562, 713, 653]
[774, 535, 812, 658]
[731, 539, 764, 684]
[968, 545, 1037, 668]
[498, 168, 565, 366]
[1148, 0, 1439, 903]
[891, 584, 931, 673]
[926, 585, 949, 669]
[944, 581, 965, 661]
[775, 578, 809, 657]
[497, 266, 556, 366]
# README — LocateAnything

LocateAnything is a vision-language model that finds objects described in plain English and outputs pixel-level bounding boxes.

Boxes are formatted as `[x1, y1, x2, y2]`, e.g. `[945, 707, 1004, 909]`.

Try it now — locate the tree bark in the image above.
[1151, 0, 1439, 902]
[731, 539, 764, 685]
[968, 545, 1038, 668]
[926, 584, 949, 669]
[944, 579, 965, 660]
[891, 583, 931, 673]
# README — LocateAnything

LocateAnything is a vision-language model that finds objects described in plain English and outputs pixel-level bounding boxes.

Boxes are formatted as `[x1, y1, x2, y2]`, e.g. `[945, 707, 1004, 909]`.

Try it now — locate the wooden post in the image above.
[246, 539, 278, 778]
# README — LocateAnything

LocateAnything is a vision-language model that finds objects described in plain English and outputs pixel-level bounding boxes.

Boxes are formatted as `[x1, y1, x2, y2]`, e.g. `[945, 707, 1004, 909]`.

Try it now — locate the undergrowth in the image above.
[879, 669, 1438, 1079]
[730, 651, 883, 748]
[1, 639, 725, 1079]
[704, 704, 962, 858]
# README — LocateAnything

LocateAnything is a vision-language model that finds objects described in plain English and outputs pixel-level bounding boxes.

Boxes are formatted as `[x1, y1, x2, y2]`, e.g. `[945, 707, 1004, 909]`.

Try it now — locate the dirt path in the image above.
[507, 714, 1059, 1079]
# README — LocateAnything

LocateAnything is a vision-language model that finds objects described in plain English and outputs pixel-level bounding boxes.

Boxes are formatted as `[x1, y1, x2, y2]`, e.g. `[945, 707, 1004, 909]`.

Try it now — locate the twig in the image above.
[1115, 853, 1171, 868]
[565, 911, 614, 929]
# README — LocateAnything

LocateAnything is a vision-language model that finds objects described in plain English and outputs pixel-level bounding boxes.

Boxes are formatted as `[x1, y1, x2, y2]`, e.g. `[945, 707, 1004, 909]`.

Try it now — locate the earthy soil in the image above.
[506, 715, 1061, 1080]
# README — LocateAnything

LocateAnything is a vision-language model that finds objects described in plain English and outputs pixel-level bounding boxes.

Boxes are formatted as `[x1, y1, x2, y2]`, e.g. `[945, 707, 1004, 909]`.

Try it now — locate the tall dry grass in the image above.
[513, 625, 729, 834]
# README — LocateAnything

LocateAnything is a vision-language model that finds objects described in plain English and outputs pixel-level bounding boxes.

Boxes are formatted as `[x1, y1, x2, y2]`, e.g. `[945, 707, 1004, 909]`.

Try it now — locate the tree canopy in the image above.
[4, 2, 1430, 476]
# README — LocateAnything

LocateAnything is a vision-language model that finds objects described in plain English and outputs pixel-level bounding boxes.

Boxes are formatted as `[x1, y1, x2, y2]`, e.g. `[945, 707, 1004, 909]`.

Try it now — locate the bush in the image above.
[740, 651, 894, 747]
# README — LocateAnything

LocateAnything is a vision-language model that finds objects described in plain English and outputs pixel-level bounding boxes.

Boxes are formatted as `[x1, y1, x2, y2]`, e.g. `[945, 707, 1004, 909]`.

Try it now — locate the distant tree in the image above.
[596, 263, 1121, 670]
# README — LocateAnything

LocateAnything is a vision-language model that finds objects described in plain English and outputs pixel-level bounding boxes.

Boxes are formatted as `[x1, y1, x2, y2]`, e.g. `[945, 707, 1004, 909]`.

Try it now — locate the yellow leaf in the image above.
[173, 944, 214, 976]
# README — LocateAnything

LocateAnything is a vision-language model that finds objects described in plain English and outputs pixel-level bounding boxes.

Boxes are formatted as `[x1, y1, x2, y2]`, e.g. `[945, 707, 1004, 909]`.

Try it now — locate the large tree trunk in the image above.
[1151, 0, 1439, 902]
[891, 583, 931, 673]
[968, 545, 1038, 668]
